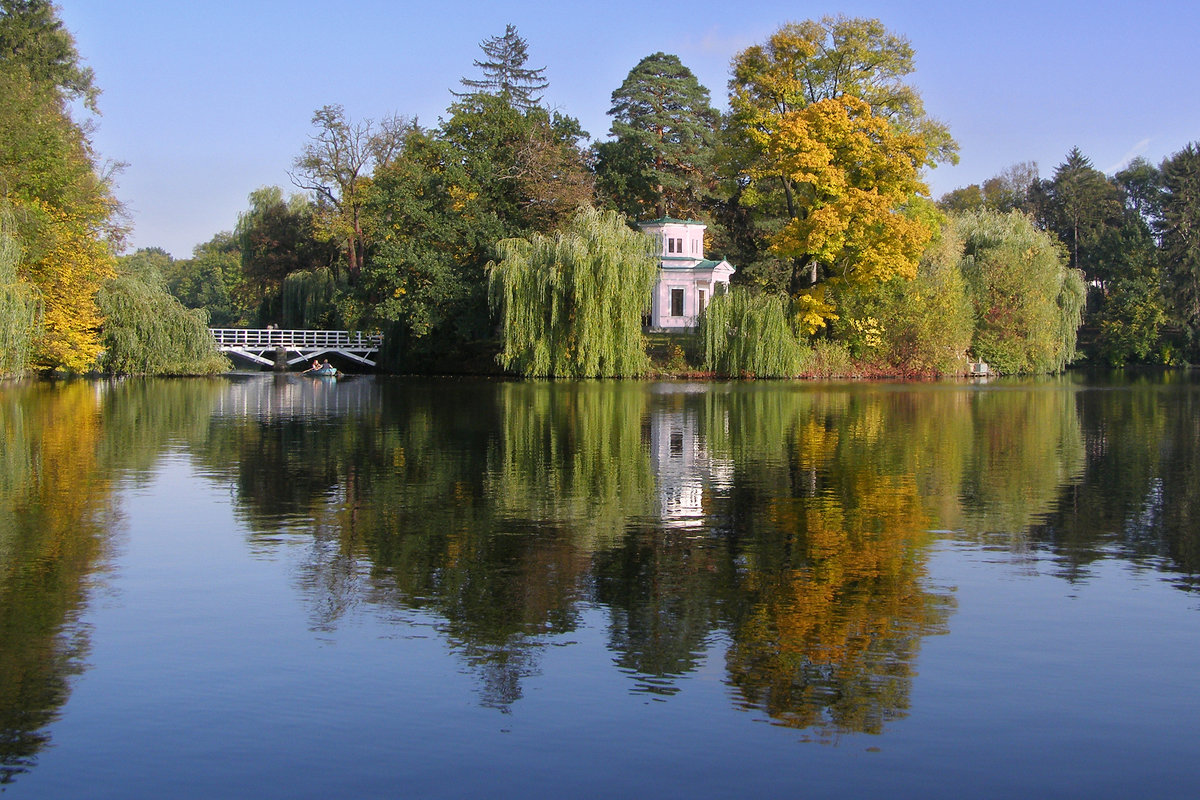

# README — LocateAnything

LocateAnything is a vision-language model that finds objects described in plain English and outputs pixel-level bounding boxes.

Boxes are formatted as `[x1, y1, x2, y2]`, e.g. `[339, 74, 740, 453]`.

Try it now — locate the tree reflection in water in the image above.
[2, 372, 1198, 782]
[0, 378, 223, 784]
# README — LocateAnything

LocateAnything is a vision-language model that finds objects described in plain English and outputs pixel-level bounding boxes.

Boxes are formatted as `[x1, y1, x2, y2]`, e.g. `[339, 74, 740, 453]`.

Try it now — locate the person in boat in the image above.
[302, 359, 320, 374]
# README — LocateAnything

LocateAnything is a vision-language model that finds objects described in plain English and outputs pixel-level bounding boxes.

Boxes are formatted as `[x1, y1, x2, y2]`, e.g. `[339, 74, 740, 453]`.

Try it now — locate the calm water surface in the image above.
[1, 373, 1197, 798]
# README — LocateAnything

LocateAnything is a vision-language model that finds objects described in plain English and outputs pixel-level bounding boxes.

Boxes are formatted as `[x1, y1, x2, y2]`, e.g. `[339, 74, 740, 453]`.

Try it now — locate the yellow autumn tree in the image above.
[21, 202, 115, 371]
[728, 17, 955, 332]
[1, 5, 120, 373]
[760, 97, 934, 328]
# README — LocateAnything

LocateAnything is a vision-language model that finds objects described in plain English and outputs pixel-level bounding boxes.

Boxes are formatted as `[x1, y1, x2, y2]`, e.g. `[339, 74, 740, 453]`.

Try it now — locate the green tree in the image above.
[235, 186, 336, 322]
[831, 219, 973, 374]
[940, 162, 1038, 214]
[356, 127, 503, 353]
[0, 0, 96, 108]
[96, 269, 229, 375]
[488, 206, 657, 377]
[0, 2, 120, 372]
[440, 92, 592, 235]
[1030, 149, 1166, 363]
[453, 24, 548, 111]
[167, 233, 243, 326]
[1115, 157, 1162, 223]
[1029, 148, 1124, 279]
[0, 204, 37, 376]
[291, 105, 409, 280]
[118, 246, 173, 284]
[701, 287, 808, 377]
[1158, 143, 1200, 352]
[595, 52, 720, 219]
[955, 209, 1085, 373]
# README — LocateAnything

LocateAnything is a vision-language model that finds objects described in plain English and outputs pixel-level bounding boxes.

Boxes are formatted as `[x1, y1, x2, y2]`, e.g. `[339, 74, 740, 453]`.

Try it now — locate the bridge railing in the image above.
[210, 329, 383, 349]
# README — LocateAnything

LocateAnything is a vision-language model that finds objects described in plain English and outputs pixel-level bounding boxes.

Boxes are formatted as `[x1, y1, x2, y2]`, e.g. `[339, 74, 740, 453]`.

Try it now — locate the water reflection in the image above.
[1, 374, 1199, 786]
[0, 378, 224, 784]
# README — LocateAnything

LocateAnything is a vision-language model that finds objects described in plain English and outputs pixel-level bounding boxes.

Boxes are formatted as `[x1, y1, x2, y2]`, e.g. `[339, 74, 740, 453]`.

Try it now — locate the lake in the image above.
[1, 373, 1198, 798]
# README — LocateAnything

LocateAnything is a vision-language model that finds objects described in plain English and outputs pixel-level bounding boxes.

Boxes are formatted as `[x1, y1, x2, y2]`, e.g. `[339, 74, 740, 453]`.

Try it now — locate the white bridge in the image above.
[210, 328, 383, 368]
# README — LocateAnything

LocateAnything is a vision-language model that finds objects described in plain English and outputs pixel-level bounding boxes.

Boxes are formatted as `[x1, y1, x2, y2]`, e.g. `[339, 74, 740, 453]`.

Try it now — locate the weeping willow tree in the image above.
[0, 207, 40, 377]
[282, 267, 338, 329]
[701, 287, 808, 377]
[955, 210, 1085, 374]
[489, 206, 658, 377]
[96, 274, 229, 375]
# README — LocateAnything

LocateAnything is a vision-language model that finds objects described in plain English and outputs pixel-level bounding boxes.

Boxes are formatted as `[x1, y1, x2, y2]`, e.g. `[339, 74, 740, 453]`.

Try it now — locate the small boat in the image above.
[310, 366, 339, 377]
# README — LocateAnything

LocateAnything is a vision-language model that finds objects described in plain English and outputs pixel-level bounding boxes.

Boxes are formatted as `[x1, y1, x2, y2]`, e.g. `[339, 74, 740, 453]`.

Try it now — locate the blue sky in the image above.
[58, 0, 1200, 258]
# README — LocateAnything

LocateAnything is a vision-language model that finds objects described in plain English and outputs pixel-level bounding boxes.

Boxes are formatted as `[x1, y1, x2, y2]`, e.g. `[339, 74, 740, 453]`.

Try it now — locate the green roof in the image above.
[660, 258, 734, 270]
[637, 217, 705, 227]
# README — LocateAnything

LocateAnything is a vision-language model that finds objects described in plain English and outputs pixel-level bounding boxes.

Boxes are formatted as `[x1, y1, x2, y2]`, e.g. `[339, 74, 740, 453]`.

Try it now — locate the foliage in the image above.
[758, 96, 936, 302]
[236, 186, 336, 312]
[701, 287, 807, 377]
[955, 209, 1085, 373]
[939, 161, 1038, 214]
[1158, 143, 1200, 352]
[453, 24, 548, 111]
[1028, 147, 1125, 279]
[595, 52, 719, 219]
[291, 104, 409, 279]
[0, 5, 120, 373]
[728, 16, 957, 168]
[440, 93, 593, 235]
[0, 204, 38, 376]
[357, 128, 500, 344]
[1114, 157, 1162, 223]
[96, 273, 229, 375]
[489, 207, 657, 377]
[0, 0, 96, 109]
[802, 338, 854, 378]
[165, 233, 245, 326]
[281, 267, 338, 329]
[21, 203, 115, 371]
[832, 221, 973, 374]
[725, 17, 952, 314]
[118, 246, 173, 284]
[1088, 215, 1165, 365]
[1026, 148, 1166, 364]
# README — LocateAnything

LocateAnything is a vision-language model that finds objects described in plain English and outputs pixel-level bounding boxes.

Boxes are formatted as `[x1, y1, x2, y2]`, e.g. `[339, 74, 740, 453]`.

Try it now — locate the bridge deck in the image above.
[210, 328, 383, 368]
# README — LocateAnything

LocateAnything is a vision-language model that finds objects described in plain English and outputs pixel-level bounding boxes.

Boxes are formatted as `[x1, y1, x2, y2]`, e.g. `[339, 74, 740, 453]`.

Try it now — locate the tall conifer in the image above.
[454, 24, 548, 111]
[597, 52, 718, 219]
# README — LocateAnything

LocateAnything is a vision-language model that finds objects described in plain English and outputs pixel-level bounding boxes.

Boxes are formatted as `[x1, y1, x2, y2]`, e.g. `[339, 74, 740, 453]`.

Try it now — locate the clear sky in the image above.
[57, 0, 1200, 259]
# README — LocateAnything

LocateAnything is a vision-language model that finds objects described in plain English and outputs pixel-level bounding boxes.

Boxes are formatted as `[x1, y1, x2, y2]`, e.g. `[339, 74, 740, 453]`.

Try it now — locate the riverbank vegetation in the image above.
[0, 1, 225, 377]
[5, 7, 1199, 378]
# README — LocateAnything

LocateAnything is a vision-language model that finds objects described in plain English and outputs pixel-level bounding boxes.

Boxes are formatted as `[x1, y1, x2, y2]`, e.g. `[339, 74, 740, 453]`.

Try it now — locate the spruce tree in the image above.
[454, 24, 548, 111]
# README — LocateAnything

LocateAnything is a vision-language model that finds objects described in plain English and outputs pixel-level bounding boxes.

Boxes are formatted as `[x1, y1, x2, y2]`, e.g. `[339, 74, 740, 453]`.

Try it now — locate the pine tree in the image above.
[454, 24, 548, 111]
[597, 52, 719, 219]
